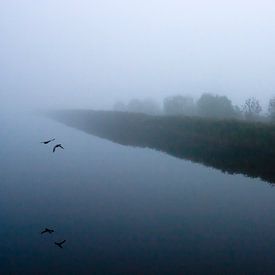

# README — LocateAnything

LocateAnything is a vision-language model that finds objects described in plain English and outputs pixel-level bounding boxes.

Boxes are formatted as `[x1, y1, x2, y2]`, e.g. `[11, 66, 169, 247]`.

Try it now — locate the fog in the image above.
[3, 3, 275, 273]
[1, 0, 275, 112]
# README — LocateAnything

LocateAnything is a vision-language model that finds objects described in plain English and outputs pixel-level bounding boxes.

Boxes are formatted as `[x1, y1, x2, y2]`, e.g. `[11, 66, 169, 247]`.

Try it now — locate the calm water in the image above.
[1, 110, 275, 274]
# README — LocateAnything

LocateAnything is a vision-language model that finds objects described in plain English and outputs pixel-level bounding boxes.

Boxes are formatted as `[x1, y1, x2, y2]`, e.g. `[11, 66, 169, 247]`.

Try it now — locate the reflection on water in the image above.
[52, 110, 275, 184]
[2, 110, 275, 274]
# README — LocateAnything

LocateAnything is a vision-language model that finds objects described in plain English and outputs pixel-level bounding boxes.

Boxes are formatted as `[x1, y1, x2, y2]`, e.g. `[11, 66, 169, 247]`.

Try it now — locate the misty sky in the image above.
[1, 0, 275, 110]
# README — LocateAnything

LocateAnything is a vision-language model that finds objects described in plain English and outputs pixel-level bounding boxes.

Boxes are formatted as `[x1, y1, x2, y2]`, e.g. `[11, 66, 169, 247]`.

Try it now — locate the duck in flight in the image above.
[53, 144, 64, 152]
[41, 228, 54, 234]
[55, 240, 66, 248]
[41, 138, 55, 144]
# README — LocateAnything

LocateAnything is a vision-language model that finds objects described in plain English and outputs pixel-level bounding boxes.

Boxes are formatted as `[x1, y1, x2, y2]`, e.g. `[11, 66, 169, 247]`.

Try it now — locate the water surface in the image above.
[1, 110, 275, 274]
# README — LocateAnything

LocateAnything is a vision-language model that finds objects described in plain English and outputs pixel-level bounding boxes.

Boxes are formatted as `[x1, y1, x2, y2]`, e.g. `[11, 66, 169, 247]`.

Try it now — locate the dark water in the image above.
[1, 110, 275, 274]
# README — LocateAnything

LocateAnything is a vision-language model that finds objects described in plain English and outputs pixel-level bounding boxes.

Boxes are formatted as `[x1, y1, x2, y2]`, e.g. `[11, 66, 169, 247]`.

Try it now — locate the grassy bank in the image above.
[51, 110, 275, 184]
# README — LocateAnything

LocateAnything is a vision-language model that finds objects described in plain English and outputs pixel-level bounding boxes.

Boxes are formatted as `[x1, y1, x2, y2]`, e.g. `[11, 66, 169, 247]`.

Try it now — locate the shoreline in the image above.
[50, 110, 275, 184]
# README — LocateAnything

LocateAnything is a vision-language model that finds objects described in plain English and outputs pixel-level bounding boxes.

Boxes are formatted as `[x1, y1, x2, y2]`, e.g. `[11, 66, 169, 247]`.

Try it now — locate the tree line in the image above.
[54, 109, 275, 184]
[113, 94, 275, 122]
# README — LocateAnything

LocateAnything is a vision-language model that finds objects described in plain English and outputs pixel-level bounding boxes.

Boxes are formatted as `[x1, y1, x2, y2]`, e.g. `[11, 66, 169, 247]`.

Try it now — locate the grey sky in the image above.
[1, 0, 275, 110]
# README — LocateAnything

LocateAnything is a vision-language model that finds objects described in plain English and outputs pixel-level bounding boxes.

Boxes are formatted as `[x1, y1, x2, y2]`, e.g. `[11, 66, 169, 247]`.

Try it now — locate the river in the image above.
[1, 110, 275, 274]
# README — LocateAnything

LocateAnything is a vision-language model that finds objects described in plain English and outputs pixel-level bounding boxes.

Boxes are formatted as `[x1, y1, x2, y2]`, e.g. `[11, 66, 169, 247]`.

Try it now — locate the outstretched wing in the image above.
[55, 240, 66, 248]
[60, 145, 64, 149]
[41, 138, 55, 144]
[53, 145, 57, 152]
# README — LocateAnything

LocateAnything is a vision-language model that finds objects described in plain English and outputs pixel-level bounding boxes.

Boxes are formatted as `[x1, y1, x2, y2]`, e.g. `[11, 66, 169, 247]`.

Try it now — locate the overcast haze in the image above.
[1, 0, 275, 111]
[3, 2, 275, 273]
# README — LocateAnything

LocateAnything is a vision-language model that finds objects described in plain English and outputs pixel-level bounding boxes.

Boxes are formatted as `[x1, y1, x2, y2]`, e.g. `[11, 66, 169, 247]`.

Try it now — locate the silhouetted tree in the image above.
[197, 93, 238, 119]
[242, 97, 262, 121]
[163, 95, 195, 116]
[268, 96, 275, 122]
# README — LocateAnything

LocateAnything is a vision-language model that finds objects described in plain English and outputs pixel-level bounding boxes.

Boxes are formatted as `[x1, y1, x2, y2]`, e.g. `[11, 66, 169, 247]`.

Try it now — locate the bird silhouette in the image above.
[53, 144, 64, 152]
[55, 240, 66, 248]
[41, 138, 55, 144]
[41, 228, 54, 234]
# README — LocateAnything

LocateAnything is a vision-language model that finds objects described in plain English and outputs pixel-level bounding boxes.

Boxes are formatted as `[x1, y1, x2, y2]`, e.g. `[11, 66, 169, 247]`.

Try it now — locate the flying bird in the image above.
[55, 240, 66, 248]
[53, 144, 64, 152]
[41, 228, 54, 234]
[41, 138, 55, 144]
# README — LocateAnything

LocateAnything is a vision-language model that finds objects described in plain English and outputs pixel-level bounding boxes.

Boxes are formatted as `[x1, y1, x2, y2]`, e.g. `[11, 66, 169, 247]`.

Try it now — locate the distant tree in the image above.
[127, 99, 143, 113]
[127, 98, 160, 115]
[140, 98, 161, 115]
[268, 96, 275, 122]
[113, 101, 127, 112]
[242, 97, 262, 121]
[234, 105, 243, 119]
[197, 93, 238, 119]
[163, 95, 196, 116]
